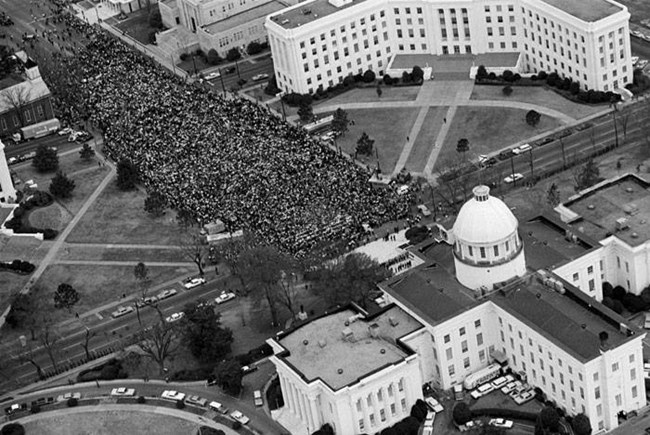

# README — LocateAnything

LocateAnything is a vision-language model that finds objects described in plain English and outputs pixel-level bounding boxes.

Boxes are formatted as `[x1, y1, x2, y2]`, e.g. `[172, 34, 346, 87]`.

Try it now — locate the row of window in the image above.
[0, 104, 47, 131]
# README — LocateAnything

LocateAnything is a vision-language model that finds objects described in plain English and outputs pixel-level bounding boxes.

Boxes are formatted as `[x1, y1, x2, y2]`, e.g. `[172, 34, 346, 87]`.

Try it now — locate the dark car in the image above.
[498, 150, 513, 161]
[224, 66, 236, 74]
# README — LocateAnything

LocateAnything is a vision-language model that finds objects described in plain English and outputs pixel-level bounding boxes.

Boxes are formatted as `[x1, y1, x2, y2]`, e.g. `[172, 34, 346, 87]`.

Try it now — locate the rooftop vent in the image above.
[342, 327, 355, 342]
[623, 203, 639, 215]
[581, 324, 587, 329]
[369, 323, 380, 338]
[318, 339, 327, 348]
[631, 232, 639, 238]
[303, 339, 309, 345]
[626, 187, 634, 193]
[380, 348, 386, 354]
[281, 19, 289, 24]
[301, 8, 311, 14]
[587, 204, 595, 210]
[616, 217, 629, 231]
[389, 317, 399, 327]
[337, 368, 343, 374]
[536, 293, 541, 299]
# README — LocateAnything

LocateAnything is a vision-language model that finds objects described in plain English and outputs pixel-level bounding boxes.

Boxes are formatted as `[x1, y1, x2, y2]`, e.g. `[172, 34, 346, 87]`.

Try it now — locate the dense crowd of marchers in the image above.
[46, 18, 409, 257]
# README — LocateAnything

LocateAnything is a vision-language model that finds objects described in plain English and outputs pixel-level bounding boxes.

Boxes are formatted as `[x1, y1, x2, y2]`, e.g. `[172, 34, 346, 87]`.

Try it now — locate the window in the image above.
[444, 334, 450, 343]
[595, 386, 600, 399]
[480, 247, 486, 258]
[448, 365, 455, 376]
[633, 386, 638, 398]
[573, 273, 579, 282]
[461, 341, 468, 353]
[463, 357, 470, 368]
[477, 333, 483, 346]
[460, 327, 466, 336]
[479, 349, 486, 361]
[630, 354, 636, 363]
[494, 246, 499, 256]
[475, 320, 481, 328]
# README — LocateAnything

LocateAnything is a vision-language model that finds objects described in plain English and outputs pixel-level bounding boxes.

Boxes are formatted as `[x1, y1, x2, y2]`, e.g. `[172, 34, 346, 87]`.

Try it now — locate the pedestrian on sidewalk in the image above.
[443, 117, 447, 123]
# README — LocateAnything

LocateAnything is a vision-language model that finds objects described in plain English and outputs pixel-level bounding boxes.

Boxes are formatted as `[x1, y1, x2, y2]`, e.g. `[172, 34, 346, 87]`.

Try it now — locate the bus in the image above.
[463, 363, 502, 390]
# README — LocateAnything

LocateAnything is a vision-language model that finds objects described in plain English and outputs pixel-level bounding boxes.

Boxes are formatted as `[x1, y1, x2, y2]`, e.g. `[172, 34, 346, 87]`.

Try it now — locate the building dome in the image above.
[453, 186, 519, 244]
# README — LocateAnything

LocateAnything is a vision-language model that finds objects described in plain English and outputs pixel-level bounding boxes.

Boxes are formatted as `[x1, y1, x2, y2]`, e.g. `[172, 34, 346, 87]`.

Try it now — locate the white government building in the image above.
[0, 140, 16, 204]
[268, 181, 647, 434]
[264, 0, 633, 94]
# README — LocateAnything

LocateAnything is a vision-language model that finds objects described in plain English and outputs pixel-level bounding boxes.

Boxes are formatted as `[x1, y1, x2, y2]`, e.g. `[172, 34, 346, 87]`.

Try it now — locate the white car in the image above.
[161, 390, 186, 401]
[183, 277, 206, 289]
[252, 73, 269, 81]
[425, 397, 444, 413]
[205, 71, 221, 80]
[512, 143, 531, 155]
[215, 291, 236, 304]
[424, 411, 435, 428]
[631, 56, 640, 65]
[186, 395, 207, 407]
[209, 401, 228, 414]
[68, 131, 84, 142]
[504, 173, 524, 184]
[56, 392, 81, 402]
[58, 127, 74, 136]
[254, 390, 263, 407]
[111, 306, 134, 318]
[230, 410, 250, 425]
[500, 381, 518, 395]
[157, 288, 178, 300]
[637, 59, 649, 69]
[165, 312, 185, 323]
[111, 387, 135, 396]
[417, 204, 432, 217]
[490, 418, 514, 429]
[513, 390, 535, 405]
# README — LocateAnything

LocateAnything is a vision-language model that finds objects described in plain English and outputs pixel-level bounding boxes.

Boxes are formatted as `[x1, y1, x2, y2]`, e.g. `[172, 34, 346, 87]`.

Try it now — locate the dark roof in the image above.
[539, 0, 623, 23]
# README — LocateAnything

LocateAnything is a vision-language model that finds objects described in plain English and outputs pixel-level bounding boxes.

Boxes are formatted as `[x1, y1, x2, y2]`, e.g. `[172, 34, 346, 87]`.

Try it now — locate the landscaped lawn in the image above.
[436, 106, 563, 171]
[313, 85, 420, 107]
[111, 8, 158, 46]
[57, 246, 185, 263]
[31, 264, 193, 324]
[23, 409, 224, 435]
[406, 106, 447, 173]
[66, 182, 183, 245]
[470, 85, 606, 120]
[335, 107, 420, 174]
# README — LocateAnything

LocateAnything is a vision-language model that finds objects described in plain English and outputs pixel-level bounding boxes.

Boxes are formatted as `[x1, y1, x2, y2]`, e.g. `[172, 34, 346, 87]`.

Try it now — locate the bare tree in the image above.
[0, 85, 31, 127]
[277, 269, 302, 320]
[137, 322, 180, 375]
[39, 324, 61, 372]
[79, 327, 97, 361]
[178, 226, 207, 276]
[15, 348, 45, 380]
[617, 111, 630, 144]
[133, 262, 151, 326]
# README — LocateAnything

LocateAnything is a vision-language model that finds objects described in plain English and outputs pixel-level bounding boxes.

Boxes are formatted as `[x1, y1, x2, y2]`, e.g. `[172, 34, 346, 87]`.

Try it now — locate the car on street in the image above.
[111, 387, 135, 396]
[68, 131, 85, 142]
[632, 56, 640, 65]
[242, 364, 258, 375]
[58, 127, 74, 136]
[230, 410, 250, 425]
[644, 313, 650, 329]
[512, 143, 531, 155]
[209, 401, 229, 414]
[136, 296, 158, 308]
[183, 277, 206, 289]
[254, 390, 263, 407]
[637, 59, 649, 69]
[205, 71, 221, 80]
[424, 411, 435, 429]
[165, 312, 185, 323]
[504, 173, 524, 184]
[186, 395, 207, 407]
[215, 291, 236, 304]
[490, 418, 514, 429]
[425, 397, 444, 413]
[417, 204, 432, 217]
[470, 383, 495, 400]
[157, 288, 178, 300]
[56, 392, 81, 402]
[161, 390, 186, 401]
[111, 306, 134, 318]
[513, 389, 535, 405]
[7, 157, 17, 165]
[224, 66, 236, 74]
[498, 150, 514, 161]
[252, 73, 269, 81]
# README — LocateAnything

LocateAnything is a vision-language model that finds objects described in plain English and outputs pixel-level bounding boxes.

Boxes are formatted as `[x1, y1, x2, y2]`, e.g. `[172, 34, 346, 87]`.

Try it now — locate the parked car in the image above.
[111, 387, 135, 396]
[242, 365, 258, 375]
[637, 59, 649, 69]
[183, 277, 206, 289]
[470, 383, 495, 399]
[161, 390, 186, 401]
[58, 127, 74, 136]
[500, 381, 518, 395]
[136, 296, 158, 308]
[490, 418, 514, 429]
[504, 173, 524, 184]
[215, 291, 236, 304]
[498, 150, 514, 161]
[424, 411, 435, 429]
[644, 313, 650, 329]
[205, 71, 221, 80]
[417, 204, 432, 217]
[254, 390, 263, 407]
[230, 410, 250, 425]
[186, 395, 207, 407]
[56, 392, 81, 402]
[512, 143, 531, 155]
[424, 397, 444, 413]
[209, 401, 229, 414]
[157, 288, 178, 300]
[165, 312, 185, 323]
[252, 73, 269, 81]
[513, 389, 535, 405]
[111, 306, 134, 318]
[224, 66, 236, 74]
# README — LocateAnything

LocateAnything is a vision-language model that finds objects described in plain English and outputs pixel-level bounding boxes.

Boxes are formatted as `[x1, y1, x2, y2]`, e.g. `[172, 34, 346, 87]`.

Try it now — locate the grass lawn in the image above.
[57, 246, 185, 263]
[405, 106, 447, 173]
[436, 107, 563, 171]
[66, 182, 182, 245]
[31, 264, 192, 325]
[178, 55, 211, 75]
[27, 203, 69, 231]
[313, 85, 420, 107]
[0, 237, 49, 315]
[23, 410, 201, 435]
[242, 85, 276, 103]
[335, 107, 420, 174]
[58, 166, 111, 217]
[470, 85, 606, 120]
[111, 8, 158, 46]
[12, 152, 100, 194]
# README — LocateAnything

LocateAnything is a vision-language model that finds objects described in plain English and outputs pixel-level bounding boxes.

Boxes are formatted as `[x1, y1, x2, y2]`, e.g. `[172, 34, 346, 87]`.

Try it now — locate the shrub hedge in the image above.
[0, 260, 35, 274]
[470, 407, 537, 421]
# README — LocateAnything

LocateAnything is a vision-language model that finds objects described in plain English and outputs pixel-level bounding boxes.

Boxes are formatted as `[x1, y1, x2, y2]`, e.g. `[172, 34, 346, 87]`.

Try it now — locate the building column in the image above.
[360, 394, 371, 432]
[293, 384, 303, 420]
[279, 375, 293, 412]
[370, 390, 382, 428]
[308, 395, 320, 429]
[300, 391, 315, 430]
[381, 386, 392, 424]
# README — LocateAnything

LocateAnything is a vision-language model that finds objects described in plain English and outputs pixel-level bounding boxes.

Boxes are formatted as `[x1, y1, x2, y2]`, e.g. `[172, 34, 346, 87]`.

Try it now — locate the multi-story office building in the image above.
[268, 183, 646, 434]
[265, 0, 632, 94]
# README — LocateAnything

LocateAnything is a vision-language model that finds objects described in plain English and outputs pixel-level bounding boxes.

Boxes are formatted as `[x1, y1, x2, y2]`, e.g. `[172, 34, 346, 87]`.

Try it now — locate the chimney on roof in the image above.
[599, 331, 609, 352]
[342, 327, 355, 342]
[369, 323, 380, 338]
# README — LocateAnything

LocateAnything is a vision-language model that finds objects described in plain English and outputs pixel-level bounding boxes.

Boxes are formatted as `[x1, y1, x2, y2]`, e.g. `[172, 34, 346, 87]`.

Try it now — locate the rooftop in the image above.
[277, 305, 422, 390]
[205, 0, 286, 34]
[269, 0, 363, 30]
[0, 75, 51, 114]
[559, 174, 650, 247]
[539, 0, 623, 23]
[491, 274, 636, 362]
[520, 215, 597, 270]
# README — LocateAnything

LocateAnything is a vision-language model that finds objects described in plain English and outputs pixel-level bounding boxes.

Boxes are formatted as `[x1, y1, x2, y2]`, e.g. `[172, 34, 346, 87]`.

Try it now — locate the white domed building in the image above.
[452, 185, 526, 291]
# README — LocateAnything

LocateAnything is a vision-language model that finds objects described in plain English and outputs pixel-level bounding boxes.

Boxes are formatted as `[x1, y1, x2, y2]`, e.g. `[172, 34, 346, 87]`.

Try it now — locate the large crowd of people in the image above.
[45, 16, 409, 257]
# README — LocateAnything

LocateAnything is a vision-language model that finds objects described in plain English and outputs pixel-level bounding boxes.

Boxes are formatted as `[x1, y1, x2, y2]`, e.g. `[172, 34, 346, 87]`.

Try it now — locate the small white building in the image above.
[265, 0, 632, 94]
[267, 305, 424, 434]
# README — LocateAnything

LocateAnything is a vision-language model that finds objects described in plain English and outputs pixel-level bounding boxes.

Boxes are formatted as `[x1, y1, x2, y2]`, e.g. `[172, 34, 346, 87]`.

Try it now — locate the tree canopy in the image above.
[452, 402, 471, 425]
[331, 108, 349, 137]
[182, 303, 233, 363]
[116, 159, 139, 190]
[144, 191, 166, 217]
[356, 132, 374, 156]
[573, 159, 602, 192]
[49, 171, 76, 198]
[32, 144, 59, 173]
[526, 110, 541, 127]
[456, 138, 470, 154]
[79, 143, 95, 161]
[571, 413, 592, 435]
[212, 359, 243, 395]
[53, 283, 80, 310]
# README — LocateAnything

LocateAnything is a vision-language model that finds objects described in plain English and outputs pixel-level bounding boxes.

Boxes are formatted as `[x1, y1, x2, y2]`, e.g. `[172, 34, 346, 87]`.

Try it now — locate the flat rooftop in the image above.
[204, 0, 286, 33]
[520, 215, 597, 270]
[539, 0, 623, 23]
[277, 306, 422, 390]
[491, 275, 635, 362]
[269, 0, 362, 30]
[560, 174, 650, 247]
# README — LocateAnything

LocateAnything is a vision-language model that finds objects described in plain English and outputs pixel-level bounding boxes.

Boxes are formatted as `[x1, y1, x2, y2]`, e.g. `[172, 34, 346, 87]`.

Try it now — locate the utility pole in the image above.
[235, 59, 241, 79]
[559, 137, 567, 169]
[509, 154, 516, 186]
[218, 68, 225, 95]
[612, 107, 619, 148]
[528, 147, 534, 180]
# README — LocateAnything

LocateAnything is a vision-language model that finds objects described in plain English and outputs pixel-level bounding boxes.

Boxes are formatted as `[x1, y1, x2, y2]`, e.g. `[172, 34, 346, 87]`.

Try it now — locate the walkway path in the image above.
[392, 106, 430, 177]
